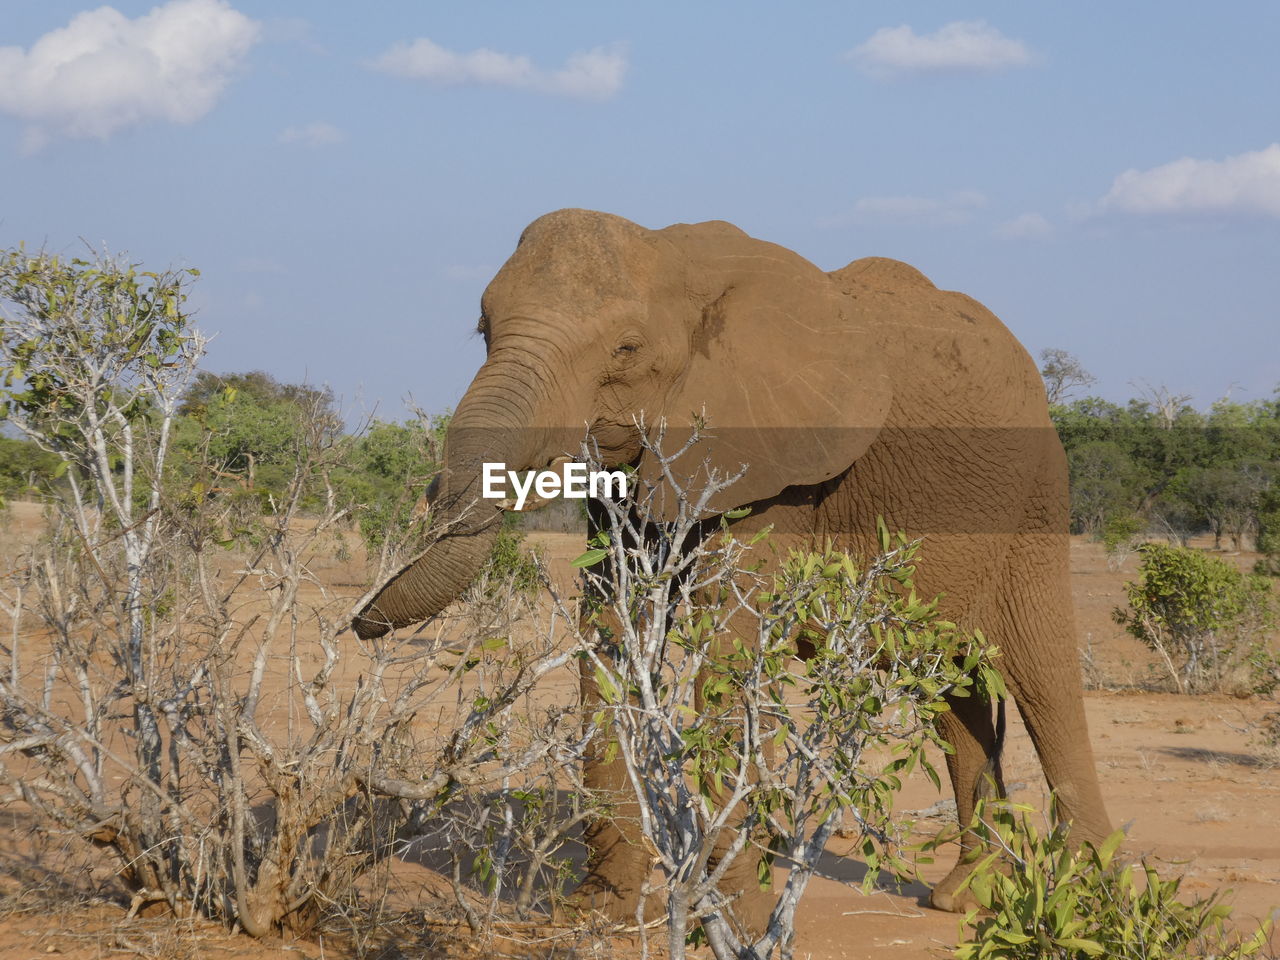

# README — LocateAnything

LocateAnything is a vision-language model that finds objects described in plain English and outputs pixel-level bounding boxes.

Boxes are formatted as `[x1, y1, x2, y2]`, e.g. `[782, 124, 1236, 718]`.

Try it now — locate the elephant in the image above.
[353, 207, 1112, 920]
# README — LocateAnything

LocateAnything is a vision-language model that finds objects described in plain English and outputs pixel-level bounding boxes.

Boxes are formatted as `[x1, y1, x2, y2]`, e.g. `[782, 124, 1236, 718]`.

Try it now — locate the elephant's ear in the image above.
[636, 241, 891, 519]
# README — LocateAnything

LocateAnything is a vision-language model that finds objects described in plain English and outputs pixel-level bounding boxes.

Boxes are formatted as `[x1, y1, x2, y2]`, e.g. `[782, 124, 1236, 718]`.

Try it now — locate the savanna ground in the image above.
[0, 501, 1276, 960]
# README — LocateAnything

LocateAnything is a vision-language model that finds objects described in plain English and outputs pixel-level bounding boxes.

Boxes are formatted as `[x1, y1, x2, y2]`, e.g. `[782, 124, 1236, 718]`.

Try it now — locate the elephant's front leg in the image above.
[570, 585, 778, 937]
[571, 611, 656, 923]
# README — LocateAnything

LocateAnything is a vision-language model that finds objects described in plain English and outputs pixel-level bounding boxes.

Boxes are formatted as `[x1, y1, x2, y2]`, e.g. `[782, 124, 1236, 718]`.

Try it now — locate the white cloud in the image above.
[848, 20, 1033, 79]
[0, 0, 258, 148]
[995, 212, 1053, 238]
[835, 190, 987, 226]
[371, 37, 626, 101]
[279, 121, 344, 147]
[1100, 144, 1280, 218]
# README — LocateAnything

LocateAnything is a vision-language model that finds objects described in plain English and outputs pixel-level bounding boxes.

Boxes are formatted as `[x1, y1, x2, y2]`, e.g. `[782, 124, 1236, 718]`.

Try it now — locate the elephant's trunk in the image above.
[353, 370, 538, 640]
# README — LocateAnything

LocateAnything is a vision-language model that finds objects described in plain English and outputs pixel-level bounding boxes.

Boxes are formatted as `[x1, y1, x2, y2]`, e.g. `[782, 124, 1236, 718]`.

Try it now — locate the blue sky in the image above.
[2, 1, 1278, 420]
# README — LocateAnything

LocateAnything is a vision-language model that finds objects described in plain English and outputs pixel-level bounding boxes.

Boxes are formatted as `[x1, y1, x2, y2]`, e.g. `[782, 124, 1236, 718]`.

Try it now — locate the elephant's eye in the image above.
[614, 340, 640, 358]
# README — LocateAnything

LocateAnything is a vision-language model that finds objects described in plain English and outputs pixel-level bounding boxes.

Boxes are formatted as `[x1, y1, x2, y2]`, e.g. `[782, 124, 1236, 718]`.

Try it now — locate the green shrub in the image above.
[0, 434, 61, 500]
[342, 418, 445, 547]
[1100, 513, 1146, 570]
[1113, 543, 1277, 694]
[484, 520, 541, 596]
[955, 798, 1271, 960]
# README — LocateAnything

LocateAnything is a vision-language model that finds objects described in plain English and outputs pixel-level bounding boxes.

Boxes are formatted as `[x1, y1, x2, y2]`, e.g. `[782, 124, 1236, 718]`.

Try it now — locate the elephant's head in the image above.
[353, 209, 891, 639]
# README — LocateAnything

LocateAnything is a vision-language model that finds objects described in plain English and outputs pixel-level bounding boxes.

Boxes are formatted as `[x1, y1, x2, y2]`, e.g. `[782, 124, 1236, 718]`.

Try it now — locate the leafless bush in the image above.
[1251, 710, 1280, 767]
[2, 408, 593, 937]
[0, 251, 591, 944]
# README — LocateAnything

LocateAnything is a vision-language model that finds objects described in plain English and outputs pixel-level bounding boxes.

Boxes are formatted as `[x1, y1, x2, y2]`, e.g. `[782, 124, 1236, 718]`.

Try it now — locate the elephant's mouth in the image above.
[587, 417, 644, 467]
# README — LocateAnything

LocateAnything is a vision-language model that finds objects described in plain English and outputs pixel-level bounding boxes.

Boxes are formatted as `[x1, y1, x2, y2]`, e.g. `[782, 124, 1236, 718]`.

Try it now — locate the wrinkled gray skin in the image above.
[355, 209, 1111, 924]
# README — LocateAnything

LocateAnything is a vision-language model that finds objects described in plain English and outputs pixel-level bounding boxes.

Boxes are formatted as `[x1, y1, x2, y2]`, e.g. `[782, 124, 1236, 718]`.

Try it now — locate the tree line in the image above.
[1042, 350, 1280, 572]
[1, 366, 449, 548]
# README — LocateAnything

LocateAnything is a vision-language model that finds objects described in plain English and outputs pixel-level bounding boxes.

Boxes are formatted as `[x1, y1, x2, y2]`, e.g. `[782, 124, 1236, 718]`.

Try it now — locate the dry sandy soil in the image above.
[0, 506, 1277, 959]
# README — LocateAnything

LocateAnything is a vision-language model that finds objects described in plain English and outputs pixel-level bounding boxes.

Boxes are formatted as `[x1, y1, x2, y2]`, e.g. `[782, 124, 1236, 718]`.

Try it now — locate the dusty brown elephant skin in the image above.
[353, 209, 1112, 922]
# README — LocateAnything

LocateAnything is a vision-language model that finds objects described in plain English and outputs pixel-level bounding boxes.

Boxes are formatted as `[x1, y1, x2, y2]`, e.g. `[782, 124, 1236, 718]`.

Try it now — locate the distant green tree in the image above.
[1204, 396, 1280, 467]
[333, 414, 448, 549]
[1173, 460, 1276, 550]
[1052, 384, 1280, 547]
[169, 371, 342, 505]
[1257, 480, 1280, 577]
[0, 434, 62, 500]
[179, 369, 336, 422]
[1121, 400, 1208, 507]
[1148, 489, 1201, 547]
[1066, 440, 1139, 535]
[1050, 396, 1129, 452]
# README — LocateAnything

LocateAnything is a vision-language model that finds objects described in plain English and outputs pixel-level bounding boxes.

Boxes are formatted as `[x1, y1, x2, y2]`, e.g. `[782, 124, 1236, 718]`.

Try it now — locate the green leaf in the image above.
[756, 854, 773, 891]
[594, 666, 621, 704]
[876, 515, 891, 552]
[1096, 829, 1125, 867]
[572, 547, 608, 568]
[1054, 937, 1106, 955]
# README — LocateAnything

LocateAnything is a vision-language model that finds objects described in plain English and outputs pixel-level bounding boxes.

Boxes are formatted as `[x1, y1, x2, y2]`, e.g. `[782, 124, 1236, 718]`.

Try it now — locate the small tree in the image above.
[335, 411, 447, 553]
[1113, 543, 1277, 694]
[571, 428, 1001, 960]
[1100, 513, 1146, 571]
[1039, 349, 1096, 406]
[1255, 480, 1280, 577]
[0, 248, 208, 783]
[1067, 441, 1139, 535]
[170, 369, 344, 506]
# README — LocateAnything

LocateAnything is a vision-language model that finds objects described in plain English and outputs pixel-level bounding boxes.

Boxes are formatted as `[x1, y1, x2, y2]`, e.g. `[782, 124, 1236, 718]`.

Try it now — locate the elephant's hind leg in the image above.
[929, 684, 1006, 911]
[994, 535, 1111, 846]
[930, 533, 1113, 913]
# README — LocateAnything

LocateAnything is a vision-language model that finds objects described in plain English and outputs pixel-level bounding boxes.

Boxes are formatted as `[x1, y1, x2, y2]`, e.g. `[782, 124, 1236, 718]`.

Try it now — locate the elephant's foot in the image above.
[720, 878, 777, 941]
[928, 860, 981, 913]
[566, 868, 776, 937]
[565, 871, 663, 927]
